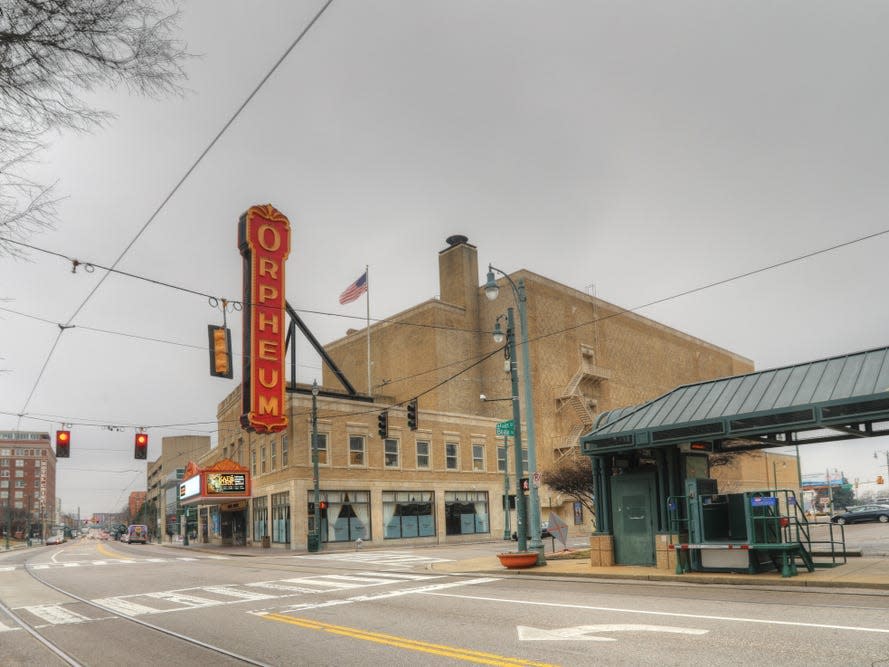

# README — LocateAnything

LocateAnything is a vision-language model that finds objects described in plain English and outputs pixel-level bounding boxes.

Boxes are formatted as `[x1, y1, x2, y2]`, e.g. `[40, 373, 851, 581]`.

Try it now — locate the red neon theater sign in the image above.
[239, 204, 291, 433]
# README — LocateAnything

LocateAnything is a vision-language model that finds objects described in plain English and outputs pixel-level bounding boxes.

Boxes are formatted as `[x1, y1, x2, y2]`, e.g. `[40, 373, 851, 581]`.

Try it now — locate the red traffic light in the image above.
[55, 430, 71, 458]
[134, 432, 148, 460]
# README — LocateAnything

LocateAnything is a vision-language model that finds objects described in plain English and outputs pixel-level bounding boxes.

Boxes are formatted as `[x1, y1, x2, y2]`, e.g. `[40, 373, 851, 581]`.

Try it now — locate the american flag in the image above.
[339, 271, 368, 305]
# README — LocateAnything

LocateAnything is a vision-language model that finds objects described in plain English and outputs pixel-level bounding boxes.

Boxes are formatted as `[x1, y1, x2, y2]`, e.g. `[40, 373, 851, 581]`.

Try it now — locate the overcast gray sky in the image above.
[2, 1, 889, 518]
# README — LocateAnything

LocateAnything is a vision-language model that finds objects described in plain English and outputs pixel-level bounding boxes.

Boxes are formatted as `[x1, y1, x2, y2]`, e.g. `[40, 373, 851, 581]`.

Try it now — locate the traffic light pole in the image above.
[505, 308, 528, 553]
[309, 381, 321, 552]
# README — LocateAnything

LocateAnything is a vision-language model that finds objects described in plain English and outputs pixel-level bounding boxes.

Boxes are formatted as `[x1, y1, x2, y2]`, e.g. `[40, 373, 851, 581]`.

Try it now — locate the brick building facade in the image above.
[0, 431, 57, 537]
[200, 237, 752, 551]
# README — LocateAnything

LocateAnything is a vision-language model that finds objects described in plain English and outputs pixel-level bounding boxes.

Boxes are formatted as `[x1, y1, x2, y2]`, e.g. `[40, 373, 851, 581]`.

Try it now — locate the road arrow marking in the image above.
[517, 624, 709, 641]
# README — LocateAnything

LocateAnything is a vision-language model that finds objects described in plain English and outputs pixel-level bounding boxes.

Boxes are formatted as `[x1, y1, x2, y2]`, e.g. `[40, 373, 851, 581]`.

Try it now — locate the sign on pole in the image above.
[547, 511, 569, 547]
[496, 420, 515, 436]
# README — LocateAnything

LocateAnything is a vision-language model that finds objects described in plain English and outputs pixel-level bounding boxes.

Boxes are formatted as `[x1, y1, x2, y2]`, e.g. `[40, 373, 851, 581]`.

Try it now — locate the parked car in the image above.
[831, 504, 889, 525]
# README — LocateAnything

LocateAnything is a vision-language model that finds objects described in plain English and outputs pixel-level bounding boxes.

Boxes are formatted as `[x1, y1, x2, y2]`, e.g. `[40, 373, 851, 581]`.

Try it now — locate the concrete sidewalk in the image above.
[158, 541, 889, 591]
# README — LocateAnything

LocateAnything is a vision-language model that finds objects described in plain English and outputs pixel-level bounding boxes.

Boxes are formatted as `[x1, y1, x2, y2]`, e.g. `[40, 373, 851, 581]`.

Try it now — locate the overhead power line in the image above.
[13, 0, 337, 425]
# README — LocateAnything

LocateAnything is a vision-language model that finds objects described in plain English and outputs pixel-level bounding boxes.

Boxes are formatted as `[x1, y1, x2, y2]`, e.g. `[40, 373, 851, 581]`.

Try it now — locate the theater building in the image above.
[202, 236, 751, 550]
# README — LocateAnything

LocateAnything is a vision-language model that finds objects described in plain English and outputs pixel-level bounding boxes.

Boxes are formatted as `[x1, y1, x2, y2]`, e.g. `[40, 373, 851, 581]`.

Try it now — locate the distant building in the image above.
[128, 491, 147, 521]
[144, 436, 211, 540]
[0, 430, 57, 537]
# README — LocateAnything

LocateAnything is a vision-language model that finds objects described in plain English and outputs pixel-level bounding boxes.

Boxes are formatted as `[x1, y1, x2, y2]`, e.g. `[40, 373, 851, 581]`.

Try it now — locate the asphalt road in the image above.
[1, 538, 888, 666]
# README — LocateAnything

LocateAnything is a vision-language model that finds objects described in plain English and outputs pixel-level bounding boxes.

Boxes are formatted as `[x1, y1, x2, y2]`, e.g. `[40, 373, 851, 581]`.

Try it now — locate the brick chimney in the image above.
[438, 235, 479, 315]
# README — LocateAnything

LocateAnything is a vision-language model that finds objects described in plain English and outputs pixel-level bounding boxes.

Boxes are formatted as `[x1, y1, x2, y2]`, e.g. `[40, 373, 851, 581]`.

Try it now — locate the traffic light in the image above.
[377, 411, 388, 438]
[406, 399, 418, 431]
[520, 477, 529, 493]
[878, 475, 885, 485]
[55, 430, 70, 458]
[134, 432, 148, 460]
[208, 325, 233, 378]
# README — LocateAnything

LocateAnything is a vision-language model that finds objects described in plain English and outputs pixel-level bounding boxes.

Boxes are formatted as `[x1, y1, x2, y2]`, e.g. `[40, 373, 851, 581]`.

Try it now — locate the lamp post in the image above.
[482, 393, 513, 540]
[494, 309, 528, 552]
[486, 265, 545, 564]
[502, 435, 511, 540]
[308, 380, 321, 552]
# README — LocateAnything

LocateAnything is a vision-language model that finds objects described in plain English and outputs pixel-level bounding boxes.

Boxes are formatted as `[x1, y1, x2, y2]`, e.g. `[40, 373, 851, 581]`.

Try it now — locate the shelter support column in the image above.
[589, 455, 614, 567]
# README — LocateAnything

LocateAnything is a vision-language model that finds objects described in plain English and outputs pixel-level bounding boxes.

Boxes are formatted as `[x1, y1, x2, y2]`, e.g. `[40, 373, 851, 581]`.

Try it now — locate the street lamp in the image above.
[308, 380, 321, 553]
[486, 265, 545, 564]
[493, 309, 529, 552]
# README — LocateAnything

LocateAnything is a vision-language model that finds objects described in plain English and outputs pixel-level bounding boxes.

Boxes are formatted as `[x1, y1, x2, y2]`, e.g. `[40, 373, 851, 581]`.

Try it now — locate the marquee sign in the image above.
[178, 459, 251, 506]
[239, 204, 291, 433]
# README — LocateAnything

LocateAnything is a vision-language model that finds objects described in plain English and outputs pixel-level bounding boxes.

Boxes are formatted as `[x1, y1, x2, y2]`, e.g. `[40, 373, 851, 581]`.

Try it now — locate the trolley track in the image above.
[0, 545, 272, 667]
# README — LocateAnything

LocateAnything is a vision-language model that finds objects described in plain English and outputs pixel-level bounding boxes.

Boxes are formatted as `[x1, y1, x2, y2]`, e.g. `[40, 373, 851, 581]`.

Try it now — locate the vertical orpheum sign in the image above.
[239, 204, 291, 433]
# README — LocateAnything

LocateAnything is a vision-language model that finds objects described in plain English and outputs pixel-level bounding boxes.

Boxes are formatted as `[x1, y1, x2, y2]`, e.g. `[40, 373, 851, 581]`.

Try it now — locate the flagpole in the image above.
[365, 264, 371, 396]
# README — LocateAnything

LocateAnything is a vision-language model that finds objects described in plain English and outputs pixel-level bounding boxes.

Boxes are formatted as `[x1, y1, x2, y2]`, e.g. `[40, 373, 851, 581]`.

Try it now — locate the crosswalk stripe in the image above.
[23, 605, 91, 625]
[94, 597, 161, 617]
[321, 574, 411, 585]
[352, 571, 443, 580]
[280, 576, 370, 590]
[144, 591, 220, 608]
[0, 621, 19, 632]
[247, 581, 320, 594]
[201, 586, 277, 601]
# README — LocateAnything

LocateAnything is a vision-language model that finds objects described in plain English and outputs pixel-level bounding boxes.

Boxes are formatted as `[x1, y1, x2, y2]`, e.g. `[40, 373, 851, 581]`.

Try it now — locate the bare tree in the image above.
[541, 451, 596, 528]
[0, 0, 189, 255]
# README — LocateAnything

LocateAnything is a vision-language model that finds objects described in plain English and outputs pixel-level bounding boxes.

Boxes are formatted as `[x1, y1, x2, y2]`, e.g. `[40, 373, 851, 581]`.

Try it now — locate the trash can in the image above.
[307, 533, 320, 552]
[261, 535, 270, 548]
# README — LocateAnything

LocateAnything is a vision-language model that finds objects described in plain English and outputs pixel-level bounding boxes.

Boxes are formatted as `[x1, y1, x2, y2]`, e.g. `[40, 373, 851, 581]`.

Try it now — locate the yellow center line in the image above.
[96, 543, 133, 560]
[262, 613, 559, 667]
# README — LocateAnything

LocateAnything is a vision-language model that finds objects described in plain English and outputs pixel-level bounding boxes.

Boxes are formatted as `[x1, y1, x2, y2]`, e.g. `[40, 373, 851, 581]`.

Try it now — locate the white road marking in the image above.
[22, 604, 91, 625]
[517, 624, 709, 642]
[276, 577, 499, 614]
[93, 597, 162, 617]
[295, 550, 453, 566]
[427, 592, 889, 635]
[144, 591, 220, 608]
[201, 586, 277, 601]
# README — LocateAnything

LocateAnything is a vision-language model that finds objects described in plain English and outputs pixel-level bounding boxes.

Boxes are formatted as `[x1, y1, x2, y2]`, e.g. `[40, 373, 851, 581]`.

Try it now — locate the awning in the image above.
[581, 345, 889, 454]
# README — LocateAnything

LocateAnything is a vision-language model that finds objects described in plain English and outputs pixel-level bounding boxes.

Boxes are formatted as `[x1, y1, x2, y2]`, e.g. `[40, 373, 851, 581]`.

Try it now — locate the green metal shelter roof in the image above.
[581, 345, 889, 455]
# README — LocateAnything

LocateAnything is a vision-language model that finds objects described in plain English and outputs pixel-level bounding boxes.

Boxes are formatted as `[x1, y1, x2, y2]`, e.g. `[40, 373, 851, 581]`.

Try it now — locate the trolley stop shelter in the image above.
[580, 345, 889, 577]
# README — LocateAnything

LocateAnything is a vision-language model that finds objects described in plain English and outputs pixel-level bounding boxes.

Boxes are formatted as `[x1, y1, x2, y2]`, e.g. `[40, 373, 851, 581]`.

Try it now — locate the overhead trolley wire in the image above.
[13, 0, 338, 425]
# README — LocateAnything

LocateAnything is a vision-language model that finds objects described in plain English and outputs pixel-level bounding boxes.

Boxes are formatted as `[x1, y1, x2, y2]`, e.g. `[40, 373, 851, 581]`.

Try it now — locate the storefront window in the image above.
[308, 490, 370, 543]
[383, 491, 434, 538]
[271, 492, 290, 543]
[252, 495, 268, 540]
[445, 491, 489, 536]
